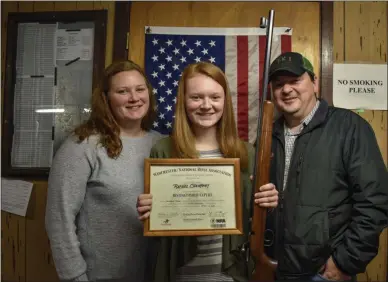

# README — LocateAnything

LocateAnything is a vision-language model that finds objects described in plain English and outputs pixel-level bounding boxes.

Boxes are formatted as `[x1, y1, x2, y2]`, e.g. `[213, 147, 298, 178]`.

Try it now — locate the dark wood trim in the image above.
[7, 10, 106, 23]
[93, 10, 108, 96]
[1, 10, 107, 179]
[320, 2, 334, 106]
[2, 13, 19, 177]
[387, 0, 388, 269]
[112, 1, 131, 62]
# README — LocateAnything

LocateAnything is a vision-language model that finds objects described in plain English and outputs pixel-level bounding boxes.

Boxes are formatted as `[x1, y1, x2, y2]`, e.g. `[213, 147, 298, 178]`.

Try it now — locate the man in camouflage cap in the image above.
[269, 51, 315, 81]
[258, 51, 388, 281]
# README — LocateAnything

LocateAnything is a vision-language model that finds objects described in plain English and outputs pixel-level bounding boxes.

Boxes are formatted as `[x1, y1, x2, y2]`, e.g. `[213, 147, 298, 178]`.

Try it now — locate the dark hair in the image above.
[307, 72, 315, 81]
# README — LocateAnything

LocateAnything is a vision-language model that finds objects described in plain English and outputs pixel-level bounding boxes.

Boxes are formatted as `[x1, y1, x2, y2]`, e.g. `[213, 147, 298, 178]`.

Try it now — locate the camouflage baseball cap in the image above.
[269, 52, 314, 81]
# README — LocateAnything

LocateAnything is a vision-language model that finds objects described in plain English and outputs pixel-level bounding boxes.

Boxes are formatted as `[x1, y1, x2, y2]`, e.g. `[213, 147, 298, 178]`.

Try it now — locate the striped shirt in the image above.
[283, 100, 320, 190]
[175, 149, 234, 282]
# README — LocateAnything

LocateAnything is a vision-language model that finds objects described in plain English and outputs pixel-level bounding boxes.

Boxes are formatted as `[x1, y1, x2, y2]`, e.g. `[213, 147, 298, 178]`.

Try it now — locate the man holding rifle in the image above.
[261, 51, 388, 281]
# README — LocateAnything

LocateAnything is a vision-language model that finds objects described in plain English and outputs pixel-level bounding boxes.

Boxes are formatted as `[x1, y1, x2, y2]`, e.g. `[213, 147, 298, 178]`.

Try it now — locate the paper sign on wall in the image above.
[1, 178, 33, 217]
[333, 63, 387, 110]
[55, 28, 94, 61]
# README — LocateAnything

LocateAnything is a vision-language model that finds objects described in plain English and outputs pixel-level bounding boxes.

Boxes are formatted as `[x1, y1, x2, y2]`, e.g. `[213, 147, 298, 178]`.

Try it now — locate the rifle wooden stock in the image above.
[250, 100, 277, 281]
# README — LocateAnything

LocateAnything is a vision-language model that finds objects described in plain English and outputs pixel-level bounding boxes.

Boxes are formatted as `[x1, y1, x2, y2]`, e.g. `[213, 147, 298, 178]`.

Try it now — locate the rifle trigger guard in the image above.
[237, 241, 251, 262]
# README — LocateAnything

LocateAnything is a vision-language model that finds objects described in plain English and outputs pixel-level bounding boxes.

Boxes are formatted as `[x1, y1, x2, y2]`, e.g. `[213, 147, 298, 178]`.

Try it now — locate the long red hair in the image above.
[171, 62, 248, 170]
[74, 60, 156, 158]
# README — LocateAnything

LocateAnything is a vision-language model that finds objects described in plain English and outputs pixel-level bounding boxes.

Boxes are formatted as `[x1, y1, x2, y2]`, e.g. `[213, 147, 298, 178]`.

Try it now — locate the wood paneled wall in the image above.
[334, 2, 388, 282]
[1, 1, 387, 281]
[1, 2, 115, 281]
[129, 1, 321, 79]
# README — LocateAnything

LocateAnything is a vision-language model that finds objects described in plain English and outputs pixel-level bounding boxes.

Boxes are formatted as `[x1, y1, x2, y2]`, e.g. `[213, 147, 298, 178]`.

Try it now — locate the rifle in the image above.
[249, 9, 278, 282]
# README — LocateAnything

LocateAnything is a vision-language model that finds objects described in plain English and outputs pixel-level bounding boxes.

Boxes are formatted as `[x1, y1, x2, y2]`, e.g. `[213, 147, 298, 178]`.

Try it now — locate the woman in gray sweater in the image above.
[45, 60, 164, 282]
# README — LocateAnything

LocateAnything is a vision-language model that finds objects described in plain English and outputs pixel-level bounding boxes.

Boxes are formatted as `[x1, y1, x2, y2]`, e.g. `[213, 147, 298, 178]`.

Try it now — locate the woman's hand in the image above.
[250, 176, 279, 208]
[137, 194, 153, 221]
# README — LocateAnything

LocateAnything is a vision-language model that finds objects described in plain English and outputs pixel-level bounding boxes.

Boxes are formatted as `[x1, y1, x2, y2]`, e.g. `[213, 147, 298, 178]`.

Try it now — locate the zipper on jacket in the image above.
[274, 190, 284, 265]
[274, 135, 285, 262]
[275, 136, 305, 268]
[275, 135, 301, 262]
[279, 190, 284, 211]
[296, 154, 303, 193]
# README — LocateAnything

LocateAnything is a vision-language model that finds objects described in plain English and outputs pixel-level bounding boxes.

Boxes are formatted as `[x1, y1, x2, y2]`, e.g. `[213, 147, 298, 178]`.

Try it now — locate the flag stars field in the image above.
[145, 33, 229, 134]
[145, 27, 291, 136]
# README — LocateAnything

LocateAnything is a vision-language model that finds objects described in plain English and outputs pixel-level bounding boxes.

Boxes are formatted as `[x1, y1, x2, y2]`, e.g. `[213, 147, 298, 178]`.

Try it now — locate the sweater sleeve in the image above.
[332, 114, 388, 275]
[45, 136, 95, 280]
[73, 272, 89, 281]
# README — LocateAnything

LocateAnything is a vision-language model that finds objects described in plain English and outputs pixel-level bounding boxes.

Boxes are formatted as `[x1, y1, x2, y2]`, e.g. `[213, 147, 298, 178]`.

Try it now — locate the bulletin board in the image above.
[2, 11, 107, 178]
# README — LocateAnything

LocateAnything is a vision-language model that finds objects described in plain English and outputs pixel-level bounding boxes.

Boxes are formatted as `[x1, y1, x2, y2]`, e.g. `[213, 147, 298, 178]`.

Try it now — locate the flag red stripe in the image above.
[237, 36, 249, 141]
[281, 35, 292, 54]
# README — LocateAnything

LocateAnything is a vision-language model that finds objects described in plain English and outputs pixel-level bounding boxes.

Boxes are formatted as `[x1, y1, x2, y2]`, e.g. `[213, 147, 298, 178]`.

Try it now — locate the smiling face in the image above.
[271, 72, 318, 121]
[107, 70, 150, 128]
[184, 73, 225, 132]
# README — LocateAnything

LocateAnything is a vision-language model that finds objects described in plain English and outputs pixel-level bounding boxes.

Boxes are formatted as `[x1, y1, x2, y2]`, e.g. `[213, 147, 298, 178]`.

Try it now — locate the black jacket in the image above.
[264, 99, 388, 279]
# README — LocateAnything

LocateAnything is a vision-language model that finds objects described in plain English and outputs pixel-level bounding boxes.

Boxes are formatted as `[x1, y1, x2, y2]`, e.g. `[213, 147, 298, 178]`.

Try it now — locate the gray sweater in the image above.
[45, 130, 164, 281]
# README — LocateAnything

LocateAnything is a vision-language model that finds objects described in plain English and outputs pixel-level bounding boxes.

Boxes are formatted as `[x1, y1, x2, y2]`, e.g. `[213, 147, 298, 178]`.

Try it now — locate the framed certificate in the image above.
[143, 158, 243, 236]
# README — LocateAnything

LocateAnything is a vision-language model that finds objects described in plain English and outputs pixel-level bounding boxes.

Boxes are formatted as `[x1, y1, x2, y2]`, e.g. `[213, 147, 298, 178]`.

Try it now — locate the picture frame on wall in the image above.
[1, 10, 107, 178]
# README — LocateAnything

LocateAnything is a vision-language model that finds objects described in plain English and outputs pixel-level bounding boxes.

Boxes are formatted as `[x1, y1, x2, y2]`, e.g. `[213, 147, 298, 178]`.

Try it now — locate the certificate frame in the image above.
[143, 158, 243, 236]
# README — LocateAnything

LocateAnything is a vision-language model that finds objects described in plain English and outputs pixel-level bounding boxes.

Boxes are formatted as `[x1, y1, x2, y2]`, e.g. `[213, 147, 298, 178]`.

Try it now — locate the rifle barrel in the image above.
[249, 8, 278, 282]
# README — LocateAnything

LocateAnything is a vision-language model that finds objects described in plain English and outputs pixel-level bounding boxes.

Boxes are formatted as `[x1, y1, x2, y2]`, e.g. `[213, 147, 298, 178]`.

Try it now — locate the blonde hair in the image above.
[74, 60, 157, 158]
[171, 62, 248, 170]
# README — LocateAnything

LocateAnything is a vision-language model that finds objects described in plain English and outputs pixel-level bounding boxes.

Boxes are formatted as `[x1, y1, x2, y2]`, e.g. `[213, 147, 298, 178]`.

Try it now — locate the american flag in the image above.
[144, 26, 292, 143]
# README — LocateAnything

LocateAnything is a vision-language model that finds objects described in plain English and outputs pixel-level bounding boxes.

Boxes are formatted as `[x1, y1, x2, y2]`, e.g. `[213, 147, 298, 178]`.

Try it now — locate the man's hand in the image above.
[321, 256, 351, 281]
[250, 176, 279, 208]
